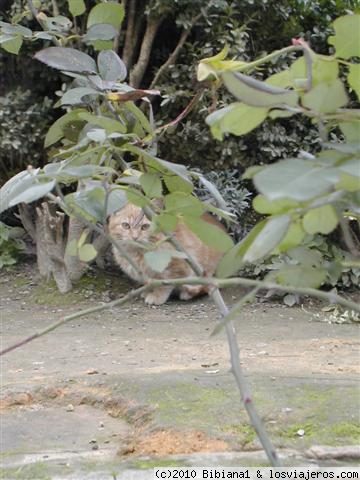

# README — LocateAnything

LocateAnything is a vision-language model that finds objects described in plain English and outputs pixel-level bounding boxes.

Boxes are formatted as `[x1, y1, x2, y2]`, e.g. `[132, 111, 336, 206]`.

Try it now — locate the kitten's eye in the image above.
[141, 223, 150, 231]
[121, 222, 130, 229]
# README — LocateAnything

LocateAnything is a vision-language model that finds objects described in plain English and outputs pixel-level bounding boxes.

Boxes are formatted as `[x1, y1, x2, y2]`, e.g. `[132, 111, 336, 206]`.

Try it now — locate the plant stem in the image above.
[2, 275, 358, 357]
[154, 226, 281, 466]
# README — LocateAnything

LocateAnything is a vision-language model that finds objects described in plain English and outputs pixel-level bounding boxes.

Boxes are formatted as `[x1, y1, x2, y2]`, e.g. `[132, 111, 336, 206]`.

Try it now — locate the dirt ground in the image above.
[0, 260, 359, 478]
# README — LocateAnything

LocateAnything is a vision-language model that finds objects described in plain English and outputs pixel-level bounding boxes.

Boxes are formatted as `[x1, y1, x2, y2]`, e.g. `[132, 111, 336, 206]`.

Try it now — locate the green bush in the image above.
[0, 221, 24, 268]
[0, 88, 53, 184]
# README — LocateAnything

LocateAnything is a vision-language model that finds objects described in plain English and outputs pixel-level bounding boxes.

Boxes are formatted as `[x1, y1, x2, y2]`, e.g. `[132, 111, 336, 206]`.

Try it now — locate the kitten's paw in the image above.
[144, 287, 173, 305]
[179, 285, 207, 301]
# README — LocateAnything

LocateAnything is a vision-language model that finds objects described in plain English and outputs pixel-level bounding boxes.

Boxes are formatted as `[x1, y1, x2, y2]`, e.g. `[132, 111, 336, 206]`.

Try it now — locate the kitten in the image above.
[108, 203, 225, 305]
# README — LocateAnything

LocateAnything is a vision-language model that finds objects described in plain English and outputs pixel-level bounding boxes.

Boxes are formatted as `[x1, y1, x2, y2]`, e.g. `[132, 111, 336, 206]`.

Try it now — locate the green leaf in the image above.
[274, 222, 306, 253]
[312, 55, 339, 86]
[266, 70, 291, 88]
[196, 174, 227, 210]
[123, 145, 192, 186]
[60, 87, 100, 106]
[34, 47, 97, 74]
[68, 0, 85, 16]
[0, 21, 32, 37]
[328, 14, 360, 59]
[338, 158, 360, 178]
[222, 71, 298, 108]
[288, 246, 323, 267]
[1, 170, 34, 213]
[337, 173, 360, 192]
[273, 265, 327, 288]
[123, 102, 152, 134]
[183, 216, 233, 253]
[242, 165, 265, 179]
[348, 64, 360, 101]
[45, 109, 86, 147]
[163, 175, 193, 194]
[302, 79, 348, 114]
[0, 169, 55, 212]
[206, 103, 268, 140]
[164, 192, 204, 217]
[106, 188, 127, 216]
[253, 159, 339, 201]
[78, 112, 126, 134]
[291, 55, 339, 88]
[78, 230, 89, 247]
[144, 250, 172, 273]
[0, 35, 22, 54]
[78, 244, 97, 262]
[253, 195, 299, 214]
[61, 164, 114, 178]
[97, 49, 127, 82]
[243, 215, 291, 263]
[216, 221, 266, 277]
[126, 190, 150, 208]
[140, 173, 162, 198]
[8, 180, 55, 207]
[155, 213, 178, 232]
[65, 188, 105, 223]
[84, 24, 117, 42]
[86, 128, 107, 143]
[302, 205, 339, 234]
[339, 122, 360, 143]
[87, 2, 125, 29]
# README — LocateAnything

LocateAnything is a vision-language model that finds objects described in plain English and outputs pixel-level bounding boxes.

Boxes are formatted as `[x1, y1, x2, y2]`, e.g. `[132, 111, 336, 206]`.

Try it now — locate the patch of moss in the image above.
[327, 422, 360, 442]
[13, 277, 29, 288]
[31, 272, 130, 306]
[222, 423, 256, 446]
[130, 458, 186, 469]
[0, 462, 51, 480]
[32, 280, 80, 306]
[147, 382, 235, 432]
[280, 422, 317, 439]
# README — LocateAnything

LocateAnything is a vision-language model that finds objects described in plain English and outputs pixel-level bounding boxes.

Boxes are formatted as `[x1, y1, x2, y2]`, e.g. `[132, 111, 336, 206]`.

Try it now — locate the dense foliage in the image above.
[0, 0, 356, 180]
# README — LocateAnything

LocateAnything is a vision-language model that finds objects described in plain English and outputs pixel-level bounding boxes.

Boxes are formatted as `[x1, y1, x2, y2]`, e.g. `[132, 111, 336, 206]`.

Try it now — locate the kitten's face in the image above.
[109, 204, 152, 242]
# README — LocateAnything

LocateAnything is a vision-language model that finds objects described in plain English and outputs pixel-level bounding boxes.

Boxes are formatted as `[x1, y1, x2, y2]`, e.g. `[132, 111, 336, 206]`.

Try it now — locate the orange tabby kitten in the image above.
[108, 203, 224, 305]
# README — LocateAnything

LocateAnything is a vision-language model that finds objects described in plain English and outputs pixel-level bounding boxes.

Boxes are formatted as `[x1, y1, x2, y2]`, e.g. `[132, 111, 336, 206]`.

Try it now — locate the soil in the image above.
[0, 260, 359, 479]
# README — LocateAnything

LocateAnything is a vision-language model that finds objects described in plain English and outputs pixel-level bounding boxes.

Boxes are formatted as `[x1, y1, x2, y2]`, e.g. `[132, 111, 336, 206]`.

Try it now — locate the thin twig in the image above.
[2, 275, 359, 357]
[153, 276, 360, 314]
[143, 208, 281, 467]
[0, 284, 148, 356]
[149, 12, 203, 90]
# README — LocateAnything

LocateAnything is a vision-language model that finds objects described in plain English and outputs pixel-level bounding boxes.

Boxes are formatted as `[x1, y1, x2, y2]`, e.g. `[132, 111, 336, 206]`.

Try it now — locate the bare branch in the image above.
[0, 284, 148, 357]
[149, 12, 202, 89]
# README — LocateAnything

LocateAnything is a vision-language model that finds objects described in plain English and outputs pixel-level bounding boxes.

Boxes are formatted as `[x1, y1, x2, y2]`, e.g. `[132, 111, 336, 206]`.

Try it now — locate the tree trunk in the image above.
[64, 215, 89, 281]
[122, 0, 140, 70]
[35, 201, 72, 293]
[130, 14, 165, 88]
